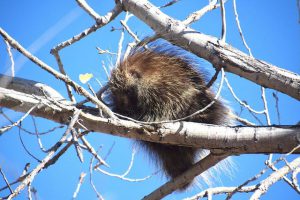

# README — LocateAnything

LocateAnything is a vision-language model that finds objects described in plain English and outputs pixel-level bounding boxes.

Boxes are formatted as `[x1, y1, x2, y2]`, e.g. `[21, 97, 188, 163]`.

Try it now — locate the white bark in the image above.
[1, 75, 299, 154]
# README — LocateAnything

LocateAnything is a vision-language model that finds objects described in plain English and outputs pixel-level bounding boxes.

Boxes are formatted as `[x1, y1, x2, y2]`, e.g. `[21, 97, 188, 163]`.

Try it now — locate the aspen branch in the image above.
[121, 0, 300, 101]
[142, 153, 229, 200]
[250, 157, 300, 200]
[1, 75, 300, 154]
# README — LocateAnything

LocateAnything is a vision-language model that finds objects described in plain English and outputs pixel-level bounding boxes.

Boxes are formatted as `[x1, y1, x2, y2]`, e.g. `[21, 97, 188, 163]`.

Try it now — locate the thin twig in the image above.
[27, 182, 33, 200]
[76, 0, 101, 21]
[101, 60, 110, 80]
[81, 136, 109, 167]
[232, 0, 253, 56]
[120, 20, 140, 43]
[0, 166, 13, 194]
[76, 83, 109, 106]
[103, 141, 116, 160]
[205, 67, 220, 89]
[44, 130, 89, 169]
[159, 0, 180, 8]
[45, 109, 81, 153]
[250, 157, 300, 200]
[116, 12, 134, 66]
[220, 0, 226, 42]
[96, 47, 117, 56]
[52, 51, 76, 103]
[72, 129, 84, 163]
[265, 159, 300, 194]
[184, 185, 256, 200]
[232, 114, 256, 126]
[143, 153, 229, 200]
[72, 172, 86, 199]
[51, 2, 122, 52]
[89, 147, 104, 200]
[0, 104, 39, 134]
[183, 0, 219, 25]
[224, 76, 265, 114]
[6, 128, 84, 199]
[226, 145, 300, 199]
[0, 28, 115, 118]
[261, 87, 271, 125]
[96, 166, 153, 182]
[292, 167, 300, 192]
[4, 39, 15, 77]
[31, 116, 46, 152]
[272, 92, 281, 124]
[0, 163, 30, 193]
[18, 126, 42, 162]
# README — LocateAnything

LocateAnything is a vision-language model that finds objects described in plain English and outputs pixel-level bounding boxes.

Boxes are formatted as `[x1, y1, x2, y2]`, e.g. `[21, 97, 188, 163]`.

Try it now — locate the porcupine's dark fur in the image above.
[107, 42, 231, 189]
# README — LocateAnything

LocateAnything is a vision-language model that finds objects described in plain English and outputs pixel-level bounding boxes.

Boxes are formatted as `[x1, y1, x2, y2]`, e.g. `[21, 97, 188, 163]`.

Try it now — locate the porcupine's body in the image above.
[108, 43, 230, 189]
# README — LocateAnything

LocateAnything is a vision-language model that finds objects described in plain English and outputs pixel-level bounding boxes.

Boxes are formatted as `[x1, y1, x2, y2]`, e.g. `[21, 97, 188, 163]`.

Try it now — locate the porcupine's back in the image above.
[108, 44, 230, 189]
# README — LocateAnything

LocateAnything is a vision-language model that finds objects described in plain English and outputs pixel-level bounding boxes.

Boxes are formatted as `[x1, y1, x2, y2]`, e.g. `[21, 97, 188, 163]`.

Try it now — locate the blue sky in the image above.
[0, 0, 299, 199]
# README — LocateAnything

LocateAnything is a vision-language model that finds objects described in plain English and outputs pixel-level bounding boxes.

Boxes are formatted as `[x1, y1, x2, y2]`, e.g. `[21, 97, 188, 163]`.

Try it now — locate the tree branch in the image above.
[250, 157, 300, 200]
[143, 153, 229, 200]
[121, 0, 300, 101]
[0, 28, 115, 118]
[1, 75, 300, 154]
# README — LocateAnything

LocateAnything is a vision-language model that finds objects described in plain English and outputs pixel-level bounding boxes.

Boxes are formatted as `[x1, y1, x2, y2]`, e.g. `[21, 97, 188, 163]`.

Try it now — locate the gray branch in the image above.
[1, 74, 300, 154]
[121, 0, 300, 101]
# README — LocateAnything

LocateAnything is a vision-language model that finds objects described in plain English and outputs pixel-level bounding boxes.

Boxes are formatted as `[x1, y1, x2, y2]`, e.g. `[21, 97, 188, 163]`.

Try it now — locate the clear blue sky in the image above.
[0, 0, 299, 199]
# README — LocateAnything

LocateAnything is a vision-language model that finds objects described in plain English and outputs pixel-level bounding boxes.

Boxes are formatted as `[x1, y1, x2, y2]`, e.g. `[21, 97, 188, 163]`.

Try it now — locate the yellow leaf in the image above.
[79, 73, 93, 84]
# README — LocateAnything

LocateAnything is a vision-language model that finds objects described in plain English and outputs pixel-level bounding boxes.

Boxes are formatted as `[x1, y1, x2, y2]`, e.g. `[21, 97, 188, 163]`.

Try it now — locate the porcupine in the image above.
[107, 42, 231, 189]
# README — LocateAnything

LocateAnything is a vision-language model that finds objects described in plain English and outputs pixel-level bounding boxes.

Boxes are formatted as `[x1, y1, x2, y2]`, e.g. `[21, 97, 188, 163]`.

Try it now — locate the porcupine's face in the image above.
[108, 50, 204, 122]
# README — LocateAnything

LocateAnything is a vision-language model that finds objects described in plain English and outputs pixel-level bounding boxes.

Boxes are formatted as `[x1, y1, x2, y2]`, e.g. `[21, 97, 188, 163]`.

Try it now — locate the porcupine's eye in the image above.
[130, 70, 141, 79]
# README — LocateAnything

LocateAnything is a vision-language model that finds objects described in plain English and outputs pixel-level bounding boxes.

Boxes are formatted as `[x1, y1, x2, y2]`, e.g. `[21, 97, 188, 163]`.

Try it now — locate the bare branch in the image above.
[52, 51, 76, 103]
[95, 147, 154, 182]
[18, 127, 42, 162]
[159, 0, 180, 9]
[72, 172, 86, 199]
[250, 157, 300, 200]
[232, 0, 253, 56]
[232, 114, 256, 126]
[96, 47, 117, 56]
[0, 103, 39, 134]
[1, 76, 300, 154]
[142, 153, 229, 200]
[184, 185, 256, 200]
[272, 92, 281, 124]
[116, 12, 133, 65]
[0, 166, 13, 194]
[224, 76, 265, 114]
[220, 0, 226, 42]
[120, 20, 141, 43]
[183, 0, 219, 25]
[81, 136, 109, 167]
[3, 39, 15, 77]
[261, 87, 271, 125]
[76, 0, 101, 21]
[0, 28, 115, 118]
[6, 127, 81, 199]
[89, 147, 104, 200]
[292, 167, 300, 192]
[265, 159, 300, 194]
[51, 2, 122, 52]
